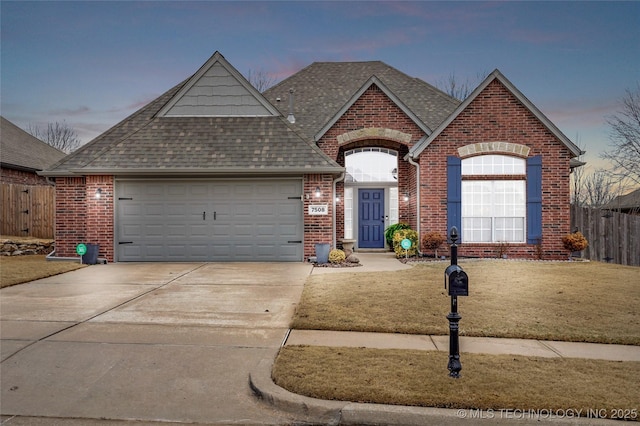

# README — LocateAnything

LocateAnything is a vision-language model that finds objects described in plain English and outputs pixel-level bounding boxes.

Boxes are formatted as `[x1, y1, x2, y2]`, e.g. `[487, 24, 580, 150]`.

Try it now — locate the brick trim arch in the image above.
[337, 127, 412, 146]
[457, 142, 531, 158]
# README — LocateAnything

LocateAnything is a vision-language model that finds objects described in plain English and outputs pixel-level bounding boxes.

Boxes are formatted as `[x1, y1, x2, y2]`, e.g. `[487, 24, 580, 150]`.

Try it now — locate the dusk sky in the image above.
[2, 1, 638, 172]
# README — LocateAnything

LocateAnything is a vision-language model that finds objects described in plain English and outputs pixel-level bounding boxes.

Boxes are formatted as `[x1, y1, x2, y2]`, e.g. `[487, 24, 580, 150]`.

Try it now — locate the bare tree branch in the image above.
[602, 83, 640, 186]
[436, 71, 489, 101]
[247, 68, 276, 92]
[27, 121, 81, 153]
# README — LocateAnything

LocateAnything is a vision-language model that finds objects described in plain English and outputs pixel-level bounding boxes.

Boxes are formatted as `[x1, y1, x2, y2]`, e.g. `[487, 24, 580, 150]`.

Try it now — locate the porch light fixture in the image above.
[403, 192, 410, 202]
[95, 188, 102, 199]
[315, 186, 321, 198]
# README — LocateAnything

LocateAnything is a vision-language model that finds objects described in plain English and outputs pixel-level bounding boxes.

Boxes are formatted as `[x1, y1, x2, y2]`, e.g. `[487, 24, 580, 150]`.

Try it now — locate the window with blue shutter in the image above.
[447, 156, 462, 239]
[526, 155, 542, 244]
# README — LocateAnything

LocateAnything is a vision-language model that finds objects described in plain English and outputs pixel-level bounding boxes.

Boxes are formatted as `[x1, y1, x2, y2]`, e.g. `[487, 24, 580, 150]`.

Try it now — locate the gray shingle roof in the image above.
[43, 53, 342, 176]
[1, 116, 66, 172]
[601, 188, 640, 211]
[263, 61, 460, 141]
[72, 116, 339, 173]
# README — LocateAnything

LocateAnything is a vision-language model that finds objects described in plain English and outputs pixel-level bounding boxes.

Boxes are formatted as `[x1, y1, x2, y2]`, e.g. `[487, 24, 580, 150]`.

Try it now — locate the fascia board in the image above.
[314, 76, 432, 142]
[409, 69, 583, 159]
[156, 51, 280, 118]
[409, 71, 496, 158]
[66, 166, 345, 176]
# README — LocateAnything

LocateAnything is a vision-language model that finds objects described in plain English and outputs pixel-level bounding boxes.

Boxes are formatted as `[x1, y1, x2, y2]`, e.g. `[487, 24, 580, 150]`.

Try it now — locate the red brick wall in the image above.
[85, 176, 114, 261]
[54, 175, 114, 261]
[314, 84, 427, 254]
[54, 177, 86, 258]
[304, 174, 334, 259]
[418, 79, 574, 260]
[1, 167, 49, 185]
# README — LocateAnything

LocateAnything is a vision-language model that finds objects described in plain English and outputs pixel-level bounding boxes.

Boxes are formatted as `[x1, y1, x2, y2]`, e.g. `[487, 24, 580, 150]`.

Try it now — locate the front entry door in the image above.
[358, 188, 385, 248]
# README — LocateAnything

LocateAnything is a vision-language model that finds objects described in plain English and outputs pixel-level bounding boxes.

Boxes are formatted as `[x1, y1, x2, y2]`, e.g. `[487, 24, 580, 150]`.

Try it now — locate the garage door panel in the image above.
[117, 180, 302, 261]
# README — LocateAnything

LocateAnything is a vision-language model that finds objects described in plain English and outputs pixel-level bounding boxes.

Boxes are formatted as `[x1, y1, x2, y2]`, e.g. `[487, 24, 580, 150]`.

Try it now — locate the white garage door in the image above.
[116, 179, 303, 262]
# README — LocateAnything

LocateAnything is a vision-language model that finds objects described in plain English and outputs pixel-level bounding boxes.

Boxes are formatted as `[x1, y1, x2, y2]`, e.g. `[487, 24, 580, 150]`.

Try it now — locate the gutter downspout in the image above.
[407, 154, 421, 255]
[332, 172, 346, 248]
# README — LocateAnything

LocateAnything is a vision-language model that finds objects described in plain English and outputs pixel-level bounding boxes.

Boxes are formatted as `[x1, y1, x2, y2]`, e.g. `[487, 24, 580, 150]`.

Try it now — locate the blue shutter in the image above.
[526, 155, 542, 244]
[447, 156, 462, 240]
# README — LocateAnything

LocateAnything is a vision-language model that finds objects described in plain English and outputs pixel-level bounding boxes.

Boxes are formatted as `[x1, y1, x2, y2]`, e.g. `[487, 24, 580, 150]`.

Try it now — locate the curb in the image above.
[249, 358, 345, 425]
[249, 358, 624, 425]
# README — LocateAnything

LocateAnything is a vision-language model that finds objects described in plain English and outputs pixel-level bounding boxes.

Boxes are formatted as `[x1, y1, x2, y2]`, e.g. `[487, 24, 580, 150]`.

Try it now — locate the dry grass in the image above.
[292, 260, 640, 345]
[274, 346, 640, 420]
[0, 255, 86, 288]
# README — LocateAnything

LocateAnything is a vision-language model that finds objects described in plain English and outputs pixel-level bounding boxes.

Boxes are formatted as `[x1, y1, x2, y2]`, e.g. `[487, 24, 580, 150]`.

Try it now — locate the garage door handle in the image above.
[214, 212, 217, 220]
[203, 212, 206, 220]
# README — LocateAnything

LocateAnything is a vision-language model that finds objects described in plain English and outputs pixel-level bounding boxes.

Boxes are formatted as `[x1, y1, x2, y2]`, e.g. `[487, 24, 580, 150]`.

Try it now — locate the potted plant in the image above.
[562, 231, 588, 260]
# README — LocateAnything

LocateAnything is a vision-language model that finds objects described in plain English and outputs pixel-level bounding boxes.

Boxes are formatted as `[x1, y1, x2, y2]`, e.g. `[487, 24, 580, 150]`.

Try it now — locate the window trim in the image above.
[460, 155, 527, 244]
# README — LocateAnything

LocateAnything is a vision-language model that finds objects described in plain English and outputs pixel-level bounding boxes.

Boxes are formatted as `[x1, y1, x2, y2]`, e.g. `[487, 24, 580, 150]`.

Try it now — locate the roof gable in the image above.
[41, 53, 342, 177]
[156, 51, 279, 117]
[409, 69, 583, 158]
[314, 76, 432, 142]
[263, 61, 459, 141]
[0, 116, 66, 171]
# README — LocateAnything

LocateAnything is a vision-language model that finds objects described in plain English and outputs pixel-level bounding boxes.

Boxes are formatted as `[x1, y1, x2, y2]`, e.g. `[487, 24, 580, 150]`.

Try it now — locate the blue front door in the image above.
[358, 189, 385, 248]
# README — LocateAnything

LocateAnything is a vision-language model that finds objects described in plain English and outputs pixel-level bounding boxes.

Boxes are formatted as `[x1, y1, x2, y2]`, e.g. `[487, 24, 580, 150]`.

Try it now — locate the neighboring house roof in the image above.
[42, 52, 342, 176]
[0, 116, 66, 172]
[408, 69, 584, 160]
[263, 61, 460, 141]
[601, 188, 640, 211]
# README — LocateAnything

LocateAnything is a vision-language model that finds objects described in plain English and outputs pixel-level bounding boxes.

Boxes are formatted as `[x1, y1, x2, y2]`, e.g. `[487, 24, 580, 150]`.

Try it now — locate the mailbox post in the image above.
[444, 226, 468, 378]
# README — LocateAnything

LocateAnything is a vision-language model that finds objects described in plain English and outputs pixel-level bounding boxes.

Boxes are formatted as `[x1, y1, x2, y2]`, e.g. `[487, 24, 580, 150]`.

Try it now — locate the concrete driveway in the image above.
[1, 262, 312, 425]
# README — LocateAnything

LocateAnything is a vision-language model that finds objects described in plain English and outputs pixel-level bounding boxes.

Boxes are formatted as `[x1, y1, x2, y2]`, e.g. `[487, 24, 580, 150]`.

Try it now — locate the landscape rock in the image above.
[346, 254, 360, 264]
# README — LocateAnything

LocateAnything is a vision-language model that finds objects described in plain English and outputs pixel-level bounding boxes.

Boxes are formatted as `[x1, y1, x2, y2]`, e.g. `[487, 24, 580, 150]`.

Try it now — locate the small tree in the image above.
[27, 121, 81, 153]
[247, 68, 276, 92]
[422, 231, 445, 258]
[435, 71, 489, 101]
[602, 83, 640, 187]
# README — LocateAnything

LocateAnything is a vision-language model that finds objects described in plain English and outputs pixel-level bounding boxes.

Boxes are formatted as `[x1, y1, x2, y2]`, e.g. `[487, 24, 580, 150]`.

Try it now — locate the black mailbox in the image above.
[444, 265, 469, 296]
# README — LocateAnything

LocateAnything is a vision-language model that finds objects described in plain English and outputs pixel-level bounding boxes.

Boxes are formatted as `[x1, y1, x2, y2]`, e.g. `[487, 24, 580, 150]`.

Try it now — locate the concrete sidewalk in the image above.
[248, 252, 639, 425]
[284, 329, 640, 361]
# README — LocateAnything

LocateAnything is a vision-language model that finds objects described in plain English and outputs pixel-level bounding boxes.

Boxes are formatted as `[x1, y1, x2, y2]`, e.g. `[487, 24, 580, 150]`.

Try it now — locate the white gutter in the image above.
[332, 172, 346, 248]
[407, 154, 421, 253]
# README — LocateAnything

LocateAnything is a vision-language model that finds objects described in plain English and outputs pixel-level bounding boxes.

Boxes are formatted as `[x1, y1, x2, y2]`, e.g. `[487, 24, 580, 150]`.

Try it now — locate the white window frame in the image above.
[461, 155, 526, 243]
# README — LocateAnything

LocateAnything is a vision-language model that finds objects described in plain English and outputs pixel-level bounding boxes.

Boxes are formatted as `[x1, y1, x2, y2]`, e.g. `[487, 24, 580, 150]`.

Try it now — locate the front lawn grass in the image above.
[274, 346, 640, 420]
[276, 260, 640, 419]
[0, 255, 86, 288]
[292, 260, 640, 345]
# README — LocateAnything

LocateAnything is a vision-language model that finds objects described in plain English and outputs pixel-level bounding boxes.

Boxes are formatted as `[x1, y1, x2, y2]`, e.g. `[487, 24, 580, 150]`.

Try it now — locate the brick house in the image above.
[1, 116, 66, 238]
[1, 116, 66, 185]
[41, 51, 583, 262]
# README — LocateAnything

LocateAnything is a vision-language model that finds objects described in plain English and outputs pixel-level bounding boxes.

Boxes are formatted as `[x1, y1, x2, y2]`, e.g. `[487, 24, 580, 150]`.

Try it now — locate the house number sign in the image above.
[308, 204, 328, 215]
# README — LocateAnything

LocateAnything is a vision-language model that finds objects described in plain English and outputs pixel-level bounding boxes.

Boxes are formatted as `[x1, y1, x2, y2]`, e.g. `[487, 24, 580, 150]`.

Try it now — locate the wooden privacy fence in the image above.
[571, 204, 640, 267]
[1, 183, 55, 239]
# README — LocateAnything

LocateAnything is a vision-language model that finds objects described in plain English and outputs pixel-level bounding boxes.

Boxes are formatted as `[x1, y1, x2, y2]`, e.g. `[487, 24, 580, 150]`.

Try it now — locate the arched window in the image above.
[461, 155, 526, 243]
[345, 148, 398, 182]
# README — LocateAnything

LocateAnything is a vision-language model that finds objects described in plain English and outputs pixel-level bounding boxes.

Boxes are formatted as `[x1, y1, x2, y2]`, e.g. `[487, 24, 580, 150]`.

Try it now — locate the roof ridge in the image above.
[44, 78, 190, 174]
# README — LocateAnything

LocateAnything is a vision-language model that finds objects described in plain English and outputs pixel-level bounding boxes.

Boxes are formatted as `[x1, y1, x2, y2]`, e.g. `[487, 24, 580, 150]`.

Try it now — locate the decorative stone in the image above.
[346, 254, 360, 264]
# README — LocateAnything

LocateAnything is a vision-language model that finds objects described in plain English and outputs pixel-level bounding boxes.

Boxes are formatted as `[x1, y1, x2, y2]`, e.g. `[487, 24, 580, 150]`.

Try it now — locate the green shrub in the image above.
[392, 228, 419, 258]
[384, 222, 410, 248]
[329, 249, 346, 264]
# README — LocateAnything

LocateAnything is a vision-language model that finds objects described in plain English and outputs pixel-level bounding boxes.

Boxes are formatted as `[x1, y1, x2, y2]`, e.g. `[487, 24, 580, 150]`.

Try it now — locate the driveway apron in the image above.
[0, 262, 311, 424]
